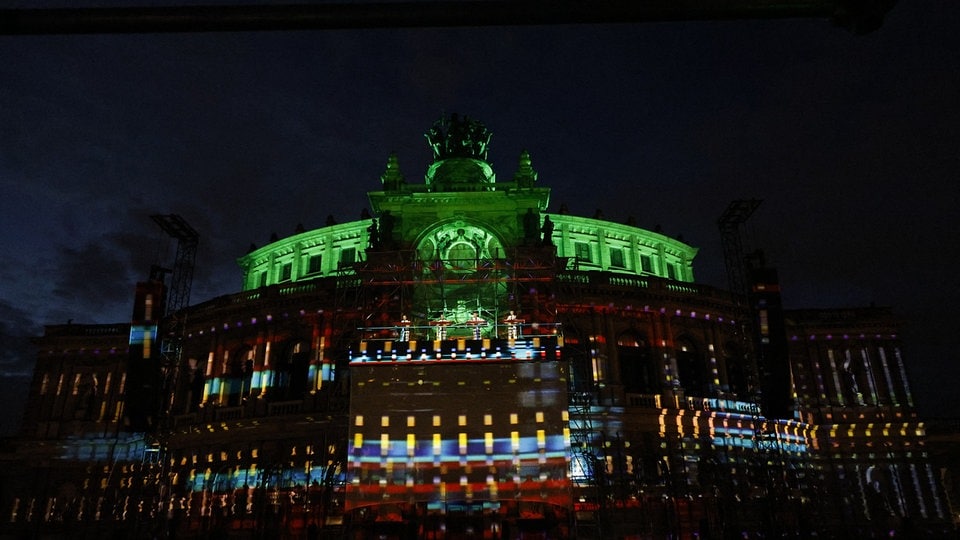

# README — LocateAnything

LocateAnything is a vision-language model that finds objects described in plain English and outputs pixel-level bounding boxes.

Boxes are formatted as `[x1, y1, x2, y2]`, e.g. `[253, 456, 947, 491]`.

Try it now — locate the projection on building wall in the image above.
[346, 351, 571, 516]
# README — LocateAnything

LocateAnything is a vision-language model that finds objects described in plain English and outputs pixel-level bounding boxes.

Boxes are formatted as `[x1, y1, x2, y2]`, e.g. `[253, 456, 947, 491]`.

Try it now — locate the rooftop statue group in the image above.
[425, 113, 492, 162]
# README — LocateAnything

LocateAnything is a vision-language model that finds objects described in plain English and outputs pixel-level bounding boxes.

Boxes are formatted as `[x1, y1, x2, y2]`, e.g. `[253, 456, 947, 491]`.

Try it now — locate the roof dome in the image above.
[425, 157, 495, 191]
[423, 114, 496, 191]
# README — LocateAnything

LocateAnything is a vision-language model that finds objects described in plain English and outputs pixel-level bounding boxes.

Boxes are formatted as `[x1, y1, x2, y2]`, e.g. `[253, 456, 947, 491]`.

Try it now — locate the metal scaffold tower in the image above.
[150, 214, 199, 420]
[717, 199, 762, 305]
[568, 389, 604, 539]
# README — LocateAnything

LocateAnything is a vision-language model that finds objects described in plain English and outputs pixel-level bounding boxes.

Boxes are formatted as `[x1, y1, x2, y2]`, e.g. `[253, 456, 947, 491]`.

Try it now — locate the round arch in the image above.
[225, 344, 255, 406]
[413, 218, 507, 266]
[674, 336, 707, 397]
[271, 338, 311, 401]
[617, 330, 657, 394]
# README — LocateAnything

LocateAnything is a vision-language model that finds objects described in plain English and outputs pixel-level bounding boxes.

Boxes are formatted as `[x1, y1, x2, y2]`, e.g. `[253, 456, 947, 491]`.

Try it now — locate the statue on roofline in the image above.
[425, 113, 492, 162]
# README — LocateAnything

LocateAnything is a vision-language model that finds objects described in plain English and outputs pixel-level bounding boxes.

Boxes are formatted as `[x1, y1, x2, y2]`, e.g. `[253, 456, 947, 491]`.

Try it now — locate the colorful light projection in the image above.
[125, 280, 165, 432]
[351, 333, 562, 362]
[346, 359, 572, 512]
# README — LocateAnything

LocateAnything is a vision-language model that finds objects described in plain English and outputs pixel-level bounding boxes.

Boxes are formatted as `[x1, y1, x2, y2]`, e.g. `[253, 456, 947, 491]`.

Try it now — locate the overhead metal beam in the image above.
[0, 0, 897, 36]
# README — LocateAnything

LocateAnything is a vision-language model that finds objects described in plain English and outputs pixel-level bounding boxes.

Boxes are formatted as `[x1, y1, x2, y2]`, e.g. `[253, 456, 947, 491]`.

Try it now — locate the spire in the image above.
[513, 150, 538, 188]
[380, 152, 405, 191]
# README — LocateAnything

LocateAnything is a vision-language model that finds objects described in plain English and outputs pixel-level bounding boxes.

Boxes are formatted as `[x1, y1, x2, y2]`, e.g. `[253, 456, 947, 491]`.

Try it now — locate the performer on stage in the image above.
[504, 310, 523, 340]
[397, 314, 411, 341]
[431, 313, 451, 341]
[467, 311, 486, 339]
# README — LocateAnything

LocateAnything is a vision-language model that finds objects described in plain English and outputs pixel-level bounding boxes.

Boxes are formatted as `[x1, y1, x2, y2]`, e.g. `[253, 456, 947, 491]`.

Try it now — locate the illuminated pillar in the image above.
[708, 322, 724, 393]
[876, 345, 899, 407]
[843, 348, 866, 406]
[656, 243, 667, 276]
[292, 242, 302, 281]
[893, 346, 915, 408]
[558, 221, 569, 259]
[267, 251, 276, 286]
[261, 341, 272, 394]
[249, 338, 263, 395]
[218, 349, 230, 404]
[323, 233, 334, 275]
[649, 310, 671, 392]
[661, 312, 680, 392]
[596, 228, 607, 271]
[679, 251, 691, 281]
[202, 351, 215, 403]
[806, 336, 828, 406]
[859, 346, 880, 405]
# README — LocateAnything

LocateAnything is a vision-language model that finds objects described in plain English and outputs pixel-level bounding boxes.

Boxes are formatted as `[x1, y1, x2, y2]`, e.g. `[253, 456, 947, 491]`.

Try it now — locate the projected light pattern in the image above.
[346, 356, 571, 510]
[56, 434, 149, 462]
[128, 324, 157, 348]
[185, 465, 333, 493]
[351, 333, 562, 363]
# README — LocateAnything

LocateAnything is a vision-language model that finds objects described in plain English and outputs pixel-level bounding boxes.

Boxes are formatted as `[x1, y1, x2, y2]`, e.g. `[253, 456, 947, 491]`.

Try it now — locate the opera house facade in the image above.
[1, 116, 953, 539]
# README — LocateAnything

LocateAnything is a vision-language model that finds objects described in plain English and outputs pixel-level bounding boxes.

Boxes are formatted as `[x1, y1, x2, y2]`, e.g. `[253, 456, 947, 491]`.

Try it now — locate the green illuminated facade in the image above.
[3, 115, 954, 539]
[242, 118, 692, 287]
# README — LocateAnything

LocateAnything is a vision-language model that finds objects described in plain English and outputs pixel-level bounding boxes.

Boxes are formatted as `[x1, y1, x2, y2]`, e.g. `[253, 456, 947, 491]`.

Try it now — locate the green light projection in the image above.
[238, 114, 698, 292]
[416, 220, 504, 268]
[413, 220, 508, 328]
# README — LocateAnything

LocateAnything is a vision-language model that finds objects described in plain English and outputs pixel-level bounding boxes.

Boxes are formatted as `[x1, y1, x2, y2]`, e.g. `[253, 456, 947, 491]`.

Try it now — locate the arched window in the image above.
[187, 357, 204, 412]
[675, 337, 706, 397]
[724, 342, 750, 397]
[561, 328, 594, 392]
[617, 331, 657, 394]
[226, 346, 254, 406]
[271, 340, 311, 401]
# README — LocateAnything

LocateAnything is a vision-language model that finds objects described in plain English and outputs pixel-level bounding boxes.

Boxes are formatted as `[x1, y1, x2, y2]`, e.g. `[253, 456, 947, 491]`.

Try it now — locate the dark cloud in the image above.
[0, 300, 39, 435]
[0, 1, 957, 432]
[50, 230, 155, 320]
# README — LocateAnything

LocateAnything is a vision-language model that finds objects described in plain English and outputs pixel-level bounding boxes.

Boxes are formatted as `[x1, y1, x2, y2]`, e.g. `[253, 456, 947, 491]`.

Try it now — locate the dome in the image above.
[424, 157, 496, 191]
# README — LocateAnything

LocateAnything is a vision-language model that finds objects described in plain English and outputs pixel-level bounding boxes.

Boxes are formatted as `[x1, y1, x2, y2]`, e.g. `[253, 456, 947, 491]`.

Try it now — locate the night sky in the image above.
[1, 1, 958, 434]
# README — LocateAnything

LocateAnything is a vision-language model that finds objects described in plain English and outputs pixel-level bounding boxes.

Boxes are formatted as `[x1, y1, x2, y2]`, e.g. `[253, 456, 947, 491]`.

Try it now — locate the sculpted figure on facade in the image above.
[424, 113, 492, 161]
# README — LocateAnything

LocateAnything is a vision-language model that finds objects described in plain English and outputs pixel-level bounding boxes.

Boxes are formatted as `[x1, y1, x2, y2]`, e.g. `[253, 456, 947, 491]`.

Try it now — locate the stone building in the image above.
[1, 116, 952, 539]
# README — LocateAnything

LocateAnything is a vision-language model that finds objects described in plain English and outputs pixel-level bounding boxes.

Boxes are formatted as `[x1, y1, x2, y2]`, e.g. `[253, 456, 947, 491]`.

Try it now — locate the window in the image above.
[666, 263, 676, 280]
[575, 242, 592, 263]
[640, 254, 653, 273]
[610, 248, 625, 268]
[307, 254, 322, 274]
[339, 247, 356, 267]
[279, 262, 292, 282]
[258, 272, 268, 288]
